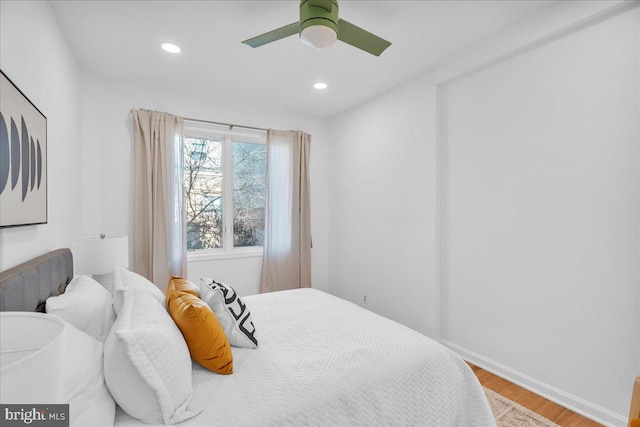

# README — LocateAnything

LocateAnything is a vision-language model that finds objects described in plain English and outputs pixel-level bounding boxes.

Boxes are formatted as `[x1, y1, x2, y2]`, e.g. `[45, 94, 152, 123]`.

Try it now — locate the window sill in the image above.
[187, 249, 264, 262]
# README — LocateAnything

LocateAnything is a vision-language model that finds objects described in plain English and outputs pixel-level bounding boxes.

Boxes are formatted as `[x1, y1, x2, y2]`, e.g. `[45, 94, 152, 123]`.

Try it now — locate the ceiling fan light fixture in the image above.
[300, 24, 337, 48]
[241, 0, 391, 56]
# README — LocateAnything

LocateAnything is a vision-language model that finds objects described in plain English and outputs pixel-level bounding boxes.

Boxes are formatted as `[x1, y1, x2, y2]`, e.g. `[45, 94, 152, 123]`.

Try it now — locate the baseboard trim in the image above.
[443, 341, 627, 427]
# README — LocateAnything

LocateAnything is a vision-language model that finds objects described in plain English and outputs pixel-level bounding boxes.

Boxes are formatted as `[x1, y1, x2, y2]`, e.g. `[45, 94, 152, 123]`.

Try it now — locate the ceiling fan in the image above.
[242, 0, 391, 57]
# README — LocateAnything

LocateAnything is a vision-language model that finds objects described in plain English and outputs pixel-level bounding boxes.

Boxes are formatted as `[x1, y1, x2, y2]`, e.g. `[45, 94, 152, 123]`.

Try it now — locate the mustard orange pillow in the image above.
[166, 290, 233, 375]
[167, 276, 200, 298]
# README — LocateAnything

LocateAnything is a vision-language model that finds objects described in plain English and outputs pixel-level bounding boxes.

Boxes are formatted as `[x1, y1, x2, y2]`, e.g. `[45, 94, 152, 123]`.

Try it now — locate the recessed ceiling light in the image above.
[314, 82, 328, 90]
[161, 43, 181, 53]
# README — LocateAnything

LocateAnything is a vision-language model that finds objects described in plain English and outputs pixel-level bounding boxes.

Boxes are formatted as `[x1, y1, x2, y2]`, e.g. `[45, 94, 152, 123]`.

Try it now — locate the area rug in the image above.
[485, 388, 561, 427]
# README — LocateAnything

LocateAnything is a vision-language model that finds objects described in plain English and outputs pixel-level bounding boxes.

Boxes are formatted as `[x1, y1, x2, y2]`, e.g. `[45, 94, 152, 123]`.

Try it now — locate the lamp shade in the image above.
[74, 235, 129, 275]
[0, 313, 66, 404]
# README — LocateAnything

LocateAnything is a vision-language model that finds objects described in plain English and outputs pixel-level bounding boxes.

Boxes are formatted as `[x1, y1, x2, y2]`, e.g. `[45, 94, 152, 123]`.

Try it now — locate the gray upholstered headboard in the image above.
[0, 248, 73, 312]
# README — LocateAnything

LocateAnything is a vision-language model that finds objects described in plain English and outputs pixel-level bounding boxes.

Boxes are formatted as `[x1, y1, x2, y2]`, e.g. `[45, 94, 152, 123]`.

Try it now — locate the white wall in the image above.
[328, 72, 438, 338]
[0, 0, 81, 270]
[442, 7, 639, 423]
[78, 73, 329, 295]
[327, 2, 639, 425]
[187, 254, 263, 298]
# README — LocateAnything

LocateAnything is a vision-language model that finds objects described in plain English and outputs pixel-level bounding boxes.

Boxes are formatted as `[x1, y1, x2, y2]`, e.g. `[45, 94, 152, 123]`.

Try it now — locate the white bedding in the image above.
[114, 288, 495, 426]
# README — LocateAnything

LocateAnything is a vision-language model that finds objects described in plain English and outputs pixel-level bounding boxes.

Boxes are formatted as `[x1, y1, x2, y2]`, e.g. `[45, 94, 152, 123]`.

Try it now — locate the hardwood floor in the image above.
[469, 363, 604, 427]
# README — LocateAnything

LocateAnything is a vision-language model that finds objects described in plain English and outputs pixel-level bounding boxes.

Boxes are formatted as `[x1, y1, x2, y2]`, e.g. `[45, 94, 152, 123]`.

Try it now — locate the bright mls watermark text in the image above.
[1, 405, 68, 426]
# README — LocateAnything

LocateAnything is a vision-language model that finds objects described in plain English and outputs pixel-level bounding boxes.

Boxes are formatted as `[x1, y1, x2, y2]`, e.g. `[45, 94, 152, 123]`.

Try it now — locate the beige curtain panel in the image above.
[260, 129, 312, 293]
[132, 109, 186, 293]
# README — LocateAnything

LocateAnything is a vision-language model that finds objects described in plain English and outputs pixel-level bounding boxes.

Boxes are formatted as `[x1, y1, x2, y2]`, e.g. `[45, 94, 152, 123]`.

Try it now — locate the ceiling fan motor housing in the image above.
[299, 0, 339, 35]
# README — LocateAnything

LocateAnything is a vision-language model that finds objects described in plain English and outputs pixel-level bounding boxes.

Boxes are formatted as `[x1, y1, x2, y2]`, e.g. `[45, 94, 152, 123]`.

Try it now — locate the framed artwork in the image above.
[0, 70, 47, 228]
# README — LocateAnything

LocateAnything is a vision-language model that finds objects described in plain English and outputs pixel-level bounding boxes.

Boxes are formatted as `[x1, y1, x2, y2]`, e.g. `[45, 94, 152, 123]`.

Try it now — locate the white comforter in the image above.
[115, 288, 495, 426]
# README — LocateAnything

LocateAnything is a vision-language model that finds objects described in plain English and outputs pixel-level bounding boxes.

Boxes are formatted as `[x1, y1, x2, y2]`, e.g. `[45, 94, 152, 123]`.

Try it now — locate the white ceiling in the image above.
[51, 0, 556, 118]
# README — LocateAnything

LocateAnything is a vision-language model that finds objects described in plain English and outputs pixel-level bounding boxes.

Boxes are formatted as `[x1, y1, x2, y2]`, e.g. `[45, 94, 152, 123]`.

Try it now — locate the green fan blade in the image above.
[337, 18, 391, 56]
[242, 22, 300, 48]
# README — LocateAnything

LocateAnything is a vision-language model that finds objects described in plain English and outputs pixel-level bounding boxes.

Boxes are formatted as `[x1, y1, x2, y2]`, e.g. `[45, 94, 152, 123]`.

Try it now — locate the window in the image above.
[183, 121, 266, 255]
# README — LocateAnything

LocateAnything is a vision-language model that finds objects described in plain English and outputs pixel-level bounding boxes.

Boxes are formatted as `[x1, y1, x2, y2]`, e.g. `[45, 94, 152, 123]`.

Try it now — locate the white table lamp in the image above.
[0, 313, 66, 404]
[74, 234, 129, 292]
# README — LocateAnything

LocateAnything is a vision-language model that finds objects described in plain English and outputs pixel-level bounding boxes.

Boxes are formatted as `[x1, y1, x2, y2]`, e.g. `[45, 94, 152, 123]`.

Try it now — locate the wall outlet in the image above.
[363, 295, 367, 304]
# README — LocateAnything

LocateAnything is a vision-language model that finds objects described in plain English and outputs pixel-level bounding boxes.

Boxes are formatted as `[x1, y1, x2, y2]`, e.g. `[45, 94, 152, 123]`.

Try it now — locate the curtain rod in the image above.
[183, 117, 268, 132]
[129, 110, 268, 132]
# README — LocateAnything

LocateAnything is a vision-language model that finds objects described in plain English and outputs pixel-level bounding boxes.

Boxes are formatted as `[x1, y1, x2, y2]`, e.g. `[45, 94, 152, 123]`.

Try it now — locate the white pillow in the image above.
[112, 267, 165, 314]
[46, 275, 116, 342]
[200, 278, 258, 349]
[104, 289, 201, 424]
[63, 322, 116, 427]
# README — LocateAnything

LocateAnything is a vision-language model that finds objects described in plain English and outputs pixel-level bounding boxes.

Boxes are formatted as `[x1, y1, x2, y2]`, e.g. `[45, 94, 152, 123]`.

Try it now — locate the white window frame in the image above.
[184, 120, 266, 261]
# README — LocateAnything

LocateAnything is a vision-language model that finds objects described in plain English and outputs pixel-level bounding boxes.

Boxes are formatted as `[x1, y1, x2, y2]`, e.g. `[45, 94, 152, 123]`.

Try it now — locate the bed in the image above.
[0, 249, 496, 427]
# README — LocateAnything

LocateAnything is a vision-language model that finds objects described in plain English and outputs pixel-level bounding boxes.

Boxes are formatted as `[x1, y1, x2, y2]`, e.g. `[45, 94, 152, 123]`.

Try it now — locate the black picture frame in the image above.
[0, 69, 48, 228]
